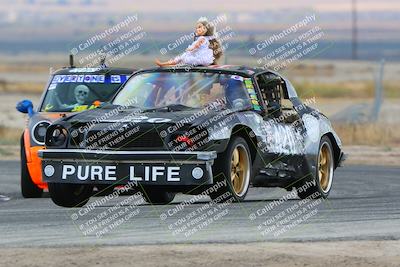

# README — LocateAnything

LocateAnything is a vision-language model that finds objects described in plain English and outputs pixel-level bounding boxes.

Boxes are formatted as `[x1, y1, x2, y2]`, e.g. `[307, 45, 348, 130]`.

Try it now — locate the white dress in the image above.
[174, 36, 215, 66]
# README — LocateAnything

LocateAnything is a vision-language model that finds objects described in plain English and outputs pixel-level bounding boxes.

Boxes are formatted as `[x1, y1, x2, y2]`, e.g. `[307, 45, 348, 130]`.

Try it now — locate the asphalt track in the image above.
[0, 160, 399, 247]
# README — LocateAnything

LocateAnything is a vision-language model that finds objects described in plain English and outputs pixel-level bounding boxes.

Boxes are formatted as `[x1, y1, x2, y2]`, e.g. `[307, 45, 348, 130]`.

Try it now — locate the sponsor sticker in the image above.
[230, 75, 243, 81]
[50, 164, 182, 183]
[77, 75, 85, 82]
[247, 88, 257, 97]
[244, 78, 254, 89]
[250, 94, 258, 100]
[97, 75, 105, 83]
[54, 75, 66, 83]
[253, 105, 262, 111]
[52, 75, 60, 83]
[89, 75, 99, 83]
[69, 67, 102, 73]
[84, 75, 92, 83]
[245, 81, 261, 111]
[111, 75, 121, 83]
[52, 74, 127, 84]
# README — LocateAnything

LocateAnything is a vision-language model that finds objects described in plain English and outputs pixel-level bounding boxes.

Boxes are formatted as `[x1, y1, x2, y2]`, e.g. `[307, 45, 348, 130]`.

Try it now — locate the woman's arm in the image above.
[186, 37, 205, 52]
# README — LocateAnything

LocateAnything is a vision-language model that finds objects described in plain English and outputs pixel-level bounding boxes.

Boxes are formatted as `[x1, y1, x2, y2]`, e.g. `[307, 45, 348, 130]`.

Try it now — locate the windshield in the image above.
[113, 72, 254, 111]
[40, 74, 130, 112]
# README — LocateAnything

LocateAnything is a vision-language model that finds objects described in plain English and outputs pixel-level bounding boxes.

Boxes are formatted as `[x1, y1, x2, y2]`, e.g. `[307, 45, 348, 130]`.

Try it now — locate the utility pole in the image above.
[352, 0, 358, 60]
[371, 59, 385, 122]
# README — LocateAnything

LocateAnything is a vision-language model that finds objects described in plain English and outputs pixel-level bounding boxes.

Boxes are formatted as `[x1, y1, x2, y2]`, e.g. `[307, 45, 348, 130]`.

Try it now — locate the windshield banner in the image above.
[52, 75, 130, 84]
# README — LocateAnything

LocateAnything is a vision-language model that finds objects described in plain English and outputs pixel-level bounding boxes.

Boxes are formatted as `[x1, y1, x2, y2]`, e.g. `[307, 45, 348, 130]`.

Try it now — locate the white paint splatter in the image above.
[262, 121, 304, 154]
[302, 114, 320, 143]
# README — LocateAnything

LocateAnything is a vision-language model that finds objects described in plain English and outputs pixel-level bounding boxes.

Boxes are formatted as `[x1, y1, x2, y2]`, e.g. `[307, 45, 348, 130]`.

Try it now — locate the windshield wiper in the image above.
[105, 103, 143, 111]
[144, 104, 195, 112]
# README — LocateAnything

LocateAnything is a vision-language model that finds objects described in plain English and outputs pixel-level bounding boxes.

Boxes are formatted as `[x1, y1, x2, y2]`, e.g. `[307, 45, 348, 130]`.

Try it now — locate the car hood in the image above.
[60, 106, 237, 128]
[36, 112, 70, 122]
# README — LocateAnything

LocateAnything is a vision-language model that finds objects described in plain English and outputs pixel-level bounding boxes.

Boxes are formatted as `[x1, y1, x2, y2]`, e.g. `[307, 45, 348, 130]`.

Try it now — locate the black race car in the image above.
[39, 65, 345, 207]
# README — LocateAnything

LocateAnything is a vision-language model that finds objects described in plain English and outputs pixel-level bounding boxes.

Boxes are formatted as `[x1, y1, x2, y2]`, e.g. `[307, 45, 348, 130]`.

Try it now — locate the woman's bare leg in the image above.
[155, 58, 179, 67]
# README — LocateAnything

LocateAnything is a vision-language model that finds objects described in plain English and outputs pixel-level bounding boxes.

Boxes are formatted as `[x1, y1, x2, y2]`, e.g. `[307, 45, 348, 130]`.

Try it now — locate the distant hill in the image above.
[0, 0, 399, 60]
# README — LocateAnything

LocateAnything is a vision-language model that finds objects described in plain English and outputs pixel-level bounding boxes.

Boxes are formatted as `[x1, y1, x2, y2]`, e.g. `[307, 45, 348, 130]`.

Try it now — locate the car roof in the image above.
[136, 65, 270, 77]
[52, 67, 135, 75]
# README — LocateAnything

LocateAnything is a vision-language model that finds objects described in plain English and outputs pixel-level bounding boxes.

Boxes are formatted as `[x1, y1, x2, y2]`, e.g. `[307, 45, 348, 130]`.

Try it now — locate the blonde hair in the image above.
[197, 17, 223, 64]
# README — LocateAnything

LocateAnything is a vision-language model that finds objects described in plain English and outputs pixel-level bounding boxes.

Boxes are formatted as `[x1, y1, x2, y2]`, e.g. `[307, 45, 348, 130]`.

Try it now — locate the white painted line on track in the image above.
[0, 195, 11, 202]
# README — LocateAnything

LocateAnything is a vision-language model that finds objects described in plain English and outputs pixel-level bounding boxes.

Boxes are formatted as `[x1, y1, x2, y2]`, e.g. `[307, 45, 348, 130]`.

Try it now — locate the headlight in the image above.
[46, 125, 68, 147]
[31, 121, 51, 145]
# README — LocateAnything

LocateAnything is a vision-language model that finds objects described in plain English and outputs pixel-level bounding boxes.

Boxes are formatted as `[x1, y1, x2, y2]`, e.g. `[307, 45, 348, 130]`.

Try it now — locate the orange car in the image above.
[17, 65, 134, 197]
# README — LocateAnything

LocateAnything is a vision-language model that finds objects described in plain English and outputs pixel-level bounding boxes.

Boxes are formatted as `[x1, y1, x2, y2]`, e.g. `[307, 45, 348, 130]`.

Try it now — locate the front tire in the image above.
[48, 183, 93, 207]
[141, 188, 175, 205]
[209, 136, 251, 202]
[20, 134, 43, 198]
[296, 136, 334, 199]
[94, 184, 115, 196]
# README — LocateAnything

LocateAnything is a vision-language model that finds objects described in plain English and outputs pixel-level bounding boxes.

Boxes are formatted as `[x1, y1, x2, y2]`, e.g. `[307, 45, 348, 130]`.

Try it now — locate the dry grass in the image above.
[0, 81, 44, 94]
[0, 64, 50, 73]
[0, 126, 21, 145]
[0, 127, 20, 159]
[294, 81, 400, 99]
[289, 62, 336, 76]
[333, 123, 400, 146]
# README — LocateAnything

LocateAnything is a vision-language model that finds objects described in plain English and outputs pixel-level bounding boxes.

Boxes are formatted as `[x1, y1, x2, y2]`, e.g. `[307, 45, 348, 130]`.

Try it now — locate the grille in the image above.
[84, 127, 165, 150]
[68, 124, 86, 148]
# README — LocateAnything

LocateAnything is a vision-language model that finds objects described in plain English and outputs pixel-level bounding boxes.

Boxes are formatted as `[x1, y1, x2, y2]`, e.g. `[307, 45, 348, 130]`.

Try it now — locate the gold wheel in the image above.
[318, 141, 333, 193]
[230, 144, 250, 197]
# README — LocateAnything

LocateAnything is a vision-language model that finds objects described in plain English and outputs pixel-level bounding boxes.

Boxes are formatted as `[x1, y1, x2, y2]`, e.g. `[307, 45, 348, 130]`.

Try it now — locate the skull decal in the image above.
[74, 85, 89, 105]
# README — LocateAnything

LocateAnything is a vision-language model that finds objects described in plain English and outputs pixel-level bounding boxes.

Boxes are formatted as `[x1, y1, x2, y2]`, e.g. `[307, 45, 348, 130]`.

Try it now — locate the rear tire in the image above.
[209, 136, 251, 202]
[48, 183, 93, 207]
[296, 136, 334, 199]
[141, 188, 175, 205]
[20, 134, 43, 198]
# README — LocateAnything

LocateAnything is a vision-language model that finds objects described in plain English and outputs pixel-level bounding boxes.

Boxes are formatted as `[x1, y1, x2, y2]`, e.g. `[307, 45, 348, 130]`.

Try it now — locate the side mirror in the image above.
[16, 100, 34, 117]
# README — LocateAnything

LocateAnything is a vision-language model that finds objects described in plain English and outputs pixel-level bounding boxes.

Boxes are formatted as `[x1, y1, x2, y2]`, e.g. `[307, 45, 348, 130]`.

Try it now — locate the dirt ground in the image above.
[1, 240, 399, 267]
[342, 146, 400, 166]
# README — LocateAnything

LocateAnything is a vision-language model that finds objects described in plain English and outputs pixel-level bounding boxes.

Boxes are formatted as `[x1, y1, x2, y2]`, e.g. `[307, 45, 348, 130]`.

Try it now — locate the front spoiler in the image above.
[38, 149, 216, 186]
[38, 149, 217, 161]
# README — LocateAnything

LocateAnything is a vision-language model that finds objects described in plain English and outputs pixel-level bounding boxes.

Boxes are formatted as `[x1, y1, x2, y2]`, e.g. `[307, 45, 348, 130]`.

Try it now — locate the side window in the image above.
[256, 73, 299, 123]
[256, 73, 283, 118]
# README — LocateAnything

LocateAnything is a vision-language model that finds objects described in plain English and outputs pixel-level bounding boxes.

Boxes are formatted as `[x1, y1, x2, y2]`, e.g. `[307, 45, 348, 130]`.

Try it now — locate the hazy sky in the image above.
[0, 0, 399, 60]
[2, 0, 400, 12]
[1, 0, 399, 42]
